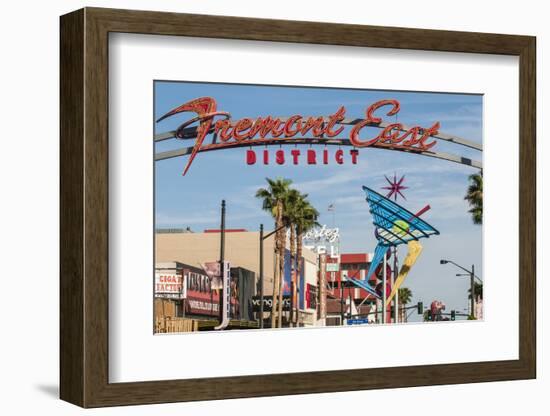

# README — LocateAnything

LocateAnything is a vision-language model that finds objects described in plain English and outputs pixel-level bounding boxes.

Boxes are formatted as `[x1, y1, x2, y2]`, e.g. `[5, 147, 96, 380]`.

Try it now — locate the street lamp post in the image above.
[259, 223, 286, 329]
[382, 251, 387, 324]
[440, 259, 481, 319]
[259, 224, 264, 329]
[219, 200, 226, 326]
[470, 264, 475, 319]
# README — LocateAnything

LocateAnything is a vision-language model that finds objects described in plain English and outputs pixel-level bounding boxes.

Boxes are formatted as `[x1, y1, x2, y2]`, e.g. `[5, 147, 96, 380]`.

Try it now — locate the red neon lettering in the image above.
[214, 119, 233, 141]
[157, 96, 218, 176]
[233, 118, 253, 140]
[248, 117, 279, 138]
[156, 97, 439, 174]
[350, 99, 402, 148]
[335, 149, 344, 164]
[418, 122, 439, 149]
[325, 106, 346, 137]
[307, 149, 317, 164]
[246, 150, 256, 165]
[271, 119, 286, 138]
[291, 149, 301, 164]
[366, 99, 400, 123]
[284, 115, 303, 137]
[276, 150, 285, 164]
[300, 116, 325, 136]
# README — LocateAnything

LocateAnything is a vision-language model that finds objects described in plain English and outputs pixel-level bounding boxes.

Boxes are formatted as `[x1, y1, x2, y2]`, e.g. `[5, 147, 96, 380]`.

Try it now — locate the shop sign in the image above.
[251, 295, 291, 312]
[305, 284, 317, 310]
[186, 296, 220, 316]
[303, 224, 340, 257]
[154, 271, 186, 299]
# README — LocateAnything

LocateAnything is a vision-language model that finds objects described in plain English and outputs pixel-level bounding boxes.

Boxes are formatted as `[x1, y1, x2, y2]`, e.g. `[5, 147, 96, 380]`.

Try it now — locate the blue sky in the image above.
[154, 81, 483, 320]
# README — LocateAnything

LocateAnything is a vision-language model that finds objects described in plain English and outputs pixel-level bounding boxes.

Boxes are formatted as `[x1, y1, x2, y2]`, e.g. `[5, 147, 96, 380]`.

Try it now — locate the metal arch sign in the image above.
[155, 97, 482, 174]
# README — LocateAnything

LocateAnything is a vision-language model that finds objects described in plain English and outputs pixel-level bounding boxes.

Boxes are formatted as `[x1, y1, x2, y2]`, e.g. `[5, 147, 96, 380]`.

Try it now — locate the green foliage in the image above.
[464, 172, 483, 225]
[468, 282, 483, 300]
[256, 177, 319, 233]
[256, 177, 320, 328]
[398, 287, 412, 305]
[255, 177, 293, 220]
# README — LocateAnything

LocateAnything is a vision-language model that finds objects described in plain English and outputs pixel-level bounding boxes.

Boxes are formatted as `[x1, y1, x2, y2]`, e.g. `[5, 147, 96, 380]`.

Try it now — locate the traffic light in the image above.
[417, 301, 423, 314]
[426, 310, 432, 321]
[451, 310, 456, 321]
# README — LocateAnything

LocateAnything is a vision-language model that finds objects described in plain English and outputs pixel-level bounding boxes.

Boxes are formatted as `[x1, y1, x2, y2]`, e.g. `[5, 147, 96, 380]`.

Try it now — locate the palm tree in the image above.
[295, 201, 319, 326]
[468, 282, 483, 301]
[255, 177, 292, 328]
[283, 191, 319, 327]
[465, 172, 483, 224]
[281, 189, 301, 327]
[466, 282, 483, 320]
[397, 287, 412, 323]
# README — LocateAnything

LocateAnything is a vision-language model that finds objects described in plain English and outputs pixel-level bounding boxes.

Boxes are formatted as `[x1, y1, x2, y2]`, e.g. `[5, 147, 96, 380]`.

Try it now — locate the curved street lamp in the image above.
[440, 259, 482, 319]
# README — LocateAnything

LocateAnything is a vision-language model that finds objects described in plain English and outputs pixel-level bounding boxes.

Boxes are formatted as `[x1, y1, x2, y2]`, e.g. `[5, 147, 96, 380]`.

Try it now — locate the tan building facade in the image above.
[155, 229, 320, 325]
[156, 230, 277, 293]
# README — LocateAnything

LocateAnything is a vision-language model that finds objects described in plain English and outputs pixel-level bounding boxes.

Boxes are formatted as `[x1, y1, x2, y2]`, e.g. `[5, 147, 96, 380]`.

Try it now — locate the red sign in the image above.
[157, 97, 440, 175]
[155, 271, 186, 299]
[183, 266, 238, 317]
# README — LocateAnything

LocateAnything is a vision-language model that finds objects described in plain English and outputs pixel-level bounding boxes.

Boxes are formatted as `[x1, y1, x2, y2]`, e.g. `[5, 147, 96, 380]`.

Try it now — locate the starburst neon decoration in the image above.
[382, 173, 408, 201]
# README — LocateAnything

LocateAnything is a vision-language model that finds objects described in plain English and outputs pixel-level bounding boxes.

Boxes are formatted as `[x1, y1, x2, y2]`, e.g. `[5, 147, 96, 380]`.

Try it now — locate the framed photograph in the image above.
[60, 7, 536, 408]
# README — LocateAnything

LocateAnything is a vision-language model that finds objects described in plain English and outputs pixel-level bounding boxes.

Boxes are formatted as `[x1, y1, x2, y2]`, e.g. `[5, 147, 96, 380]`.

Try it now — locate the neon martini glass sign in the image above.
[156, 97, 441, 175]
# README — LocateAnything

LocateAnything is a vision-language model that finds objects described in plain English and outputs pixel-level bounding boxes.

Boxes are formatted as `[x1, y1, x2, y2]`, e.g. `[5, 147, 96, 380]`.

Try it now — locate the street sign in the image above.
[347, 318, 369, 325]
[326, 263, 340, 272]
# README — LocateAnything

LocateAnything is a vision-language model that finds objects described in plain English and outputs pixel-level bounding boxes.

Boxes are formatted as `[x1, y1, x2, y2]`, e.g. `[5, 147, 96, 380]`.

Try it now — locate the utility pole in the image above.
[340, 281, 344, 325]
[319, 254, 327, 325]
[382, 251, 387, 324]
[259, 224, 264, 329]
[470, 264, 475, 319]
[440, 259, 482, 320]
[219, 200, 226, 325]
[348, 290, 353, 323]
[393, 246, 398, 323]
[259, 223, 286, 329]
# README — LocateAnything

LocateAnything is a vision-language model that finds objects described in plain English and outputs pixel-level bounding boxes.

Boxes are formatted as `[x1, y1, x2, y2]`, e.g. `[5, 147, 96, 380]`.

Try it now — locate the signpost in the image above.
[215, 200, 230, 331]
[214, 261, 231, 330]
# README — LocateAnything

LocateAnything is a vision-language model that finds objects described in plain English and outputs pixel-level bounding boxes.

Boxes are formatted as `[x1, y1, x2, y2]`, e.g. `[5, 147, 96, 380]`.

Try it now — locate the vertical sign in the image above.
[214, 261, 231, 330]
[318, 254, 327, 322]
